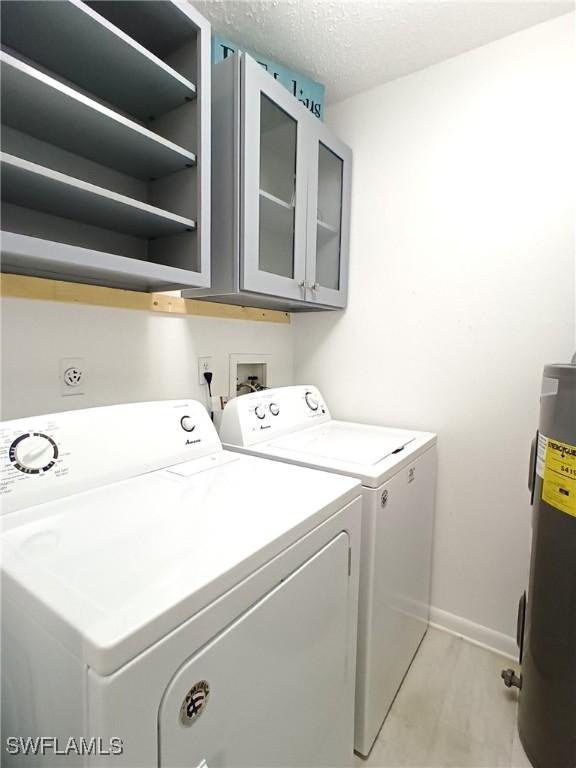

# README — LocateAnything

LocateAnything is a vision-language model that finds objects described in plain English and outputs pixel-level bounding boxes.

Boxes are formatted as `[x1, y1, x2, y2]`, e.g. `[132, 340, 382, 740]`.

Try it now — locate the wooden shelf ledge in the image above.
[0, 274, 291, 324]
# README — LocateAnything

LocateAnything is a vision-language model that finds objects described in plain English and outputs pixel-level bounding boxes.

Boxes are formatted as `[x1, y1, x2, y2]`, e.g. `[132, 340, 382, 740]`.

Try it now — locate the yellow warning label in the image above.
[542, 437, 576, 518]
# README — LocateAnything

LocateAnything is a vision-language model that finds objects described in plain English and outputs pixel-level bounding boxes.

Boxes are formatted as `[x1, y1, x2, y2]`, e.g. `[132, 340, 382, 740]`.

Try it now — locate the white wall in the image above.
[0, 298, 294, 423]
[294, 14, 575, 651]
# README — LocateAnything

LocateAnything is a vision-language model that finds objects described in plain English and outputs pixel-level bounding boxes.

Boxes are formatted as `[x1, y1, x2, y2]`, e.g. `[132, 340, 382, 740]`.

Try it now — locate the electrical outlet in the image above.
[60, 357, 85, 396]
[197, 356, 213, 385]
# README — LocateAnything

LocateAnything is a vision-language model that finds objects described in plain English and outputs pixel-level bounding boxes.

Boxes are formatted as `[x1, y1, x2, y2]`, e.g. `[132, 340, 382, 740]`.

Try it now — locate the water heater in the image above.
[517, 364, 576, 767]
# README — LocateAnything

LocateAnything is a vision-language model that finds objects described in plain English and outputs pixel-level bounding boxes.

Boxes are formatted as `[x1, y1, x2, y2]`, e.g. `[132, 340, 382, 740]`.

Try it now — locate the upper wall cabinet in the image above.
[0, 0, 211, 291]
[184, 53, 352, 311]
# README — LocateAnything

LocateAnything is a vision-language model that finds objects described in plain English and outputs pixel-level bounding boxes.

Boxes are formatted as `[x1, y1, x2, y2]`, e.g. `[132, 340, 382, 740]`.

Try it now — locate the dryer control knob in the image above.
[305, 392, 319, 411]
[180, 416, 196, 432]
[269, 403, 280, 416]
[254, 406, 266, 420]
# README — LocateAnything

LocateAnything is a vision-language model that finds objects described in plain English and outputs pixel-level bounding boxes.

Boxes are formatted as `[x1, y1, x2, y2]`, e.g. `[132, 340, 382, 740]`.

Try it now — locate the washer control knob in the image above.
[9, 433, 58, 474]
[269, 403, 280, 416]
[254, 406, 266, 420]
[180, 416, 195, 432]
[305, 391, 319, 411]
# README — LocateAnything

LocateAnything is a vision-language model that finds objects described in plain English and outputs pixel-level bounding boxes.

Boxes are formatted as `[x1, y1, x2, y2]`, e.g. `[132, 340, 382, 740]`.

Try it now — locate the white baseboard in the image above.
[429, 606, 519, 661]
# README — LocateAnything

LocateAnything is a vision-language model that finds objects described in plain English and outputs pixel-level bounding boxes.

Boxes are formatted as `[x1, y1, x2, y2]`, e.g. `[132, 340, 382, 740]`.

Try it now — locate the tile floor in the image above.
[354, 628, 532, 768]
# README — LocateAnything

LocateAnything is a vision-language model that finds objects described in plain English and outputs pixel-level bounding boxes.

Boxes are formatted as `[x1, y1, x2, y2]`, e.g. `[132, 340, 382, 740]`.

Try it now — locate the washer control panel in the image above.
[0, 400, 221, 516]
[220, 386, 331, 447]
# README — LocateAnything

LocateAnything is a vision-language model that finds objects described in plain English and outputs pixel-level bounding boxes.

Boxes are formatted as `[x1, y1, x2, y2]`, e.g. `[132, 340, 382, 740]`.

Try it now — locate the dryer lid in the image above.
[1, 452, 360, 676]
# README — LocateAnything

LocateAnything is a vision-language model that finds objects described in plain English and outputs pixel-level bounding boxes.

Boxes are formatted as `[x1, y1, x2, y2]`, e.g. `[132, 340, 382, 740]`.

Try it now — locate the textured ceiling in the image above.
[193, 0, 574, 103]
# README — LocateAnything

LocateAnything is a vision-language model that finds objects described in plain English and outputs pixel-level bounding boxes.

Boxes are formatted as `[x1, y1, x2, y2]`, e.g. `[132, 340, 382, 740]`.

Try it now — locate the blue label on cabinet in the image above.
[212, 35, 325, 120]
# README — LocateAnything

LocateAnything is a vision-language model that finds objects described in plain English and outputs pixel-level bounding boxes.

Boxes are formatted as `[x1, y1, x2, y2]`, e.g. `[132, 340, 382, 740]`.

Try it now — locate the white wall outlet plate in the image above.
[60, 357, 85, 396]
[197, 356, 213, 386]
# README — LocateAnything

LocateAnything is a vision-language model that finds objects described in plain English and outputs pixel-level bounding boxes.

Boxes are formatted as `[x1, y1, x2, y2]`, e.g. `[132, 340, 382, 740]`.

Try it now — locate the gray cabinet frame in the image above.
[186, 52, 351, 311]
[240, 54, 309, 302]
[305, 122, 351, 309]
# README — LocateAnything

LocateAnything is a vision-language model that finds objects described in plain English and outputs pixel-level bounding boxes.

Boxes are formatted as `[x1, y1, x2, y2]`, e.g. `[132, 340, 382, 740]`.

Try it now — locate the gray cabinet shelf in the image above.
[1, 153, 196, 238]
[317, 219, 339, 235]
[259, 189, 293, 211]
[316, 220, 339, 249]
[259, 190, 295, 237]
[1, 232, 207, 292]
[0, 0, 211, 291]
[0, 0, 196, 120]
[86, 1, 201, 61]
[1, 52, 196, 180]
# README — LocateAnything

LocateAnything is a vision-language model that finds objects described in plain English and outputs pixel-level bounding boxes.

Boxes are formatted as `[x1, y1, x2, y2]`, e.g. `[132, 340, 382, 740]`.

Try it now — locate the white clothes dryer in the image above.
[220, 386, 437, 756]
[0, 399, 362, 767]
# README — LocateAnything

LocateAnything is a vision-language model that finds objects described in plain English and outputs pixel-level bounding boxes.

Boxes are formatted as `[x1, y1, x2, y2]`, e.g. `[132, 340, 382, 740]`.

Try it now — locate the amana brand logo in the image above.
[180, 681, 210, 725]
[186, 438, 201, 446]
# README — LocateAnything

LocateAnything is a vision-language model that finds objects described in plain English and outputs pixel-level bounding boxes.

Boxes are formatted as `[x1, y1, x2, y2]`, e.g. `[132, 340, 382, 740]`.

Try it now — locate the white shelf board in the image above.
[317, 218, 339, 234]
[0, 52, 196, 180]
[0, 0, 196, 120]
[259, 189, 295, 235]
[317, 219, 339, 248]
[259, 189, 294, 210]
[1, 153, 196, 239]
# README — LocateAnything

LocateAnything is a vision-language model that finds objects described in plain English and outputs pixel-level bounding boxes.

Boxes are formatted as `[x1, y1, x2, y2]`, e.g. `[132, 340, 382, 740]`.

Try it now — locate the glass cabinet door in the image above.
[306, 124, 351, 308]
[241, 55, 309, 301]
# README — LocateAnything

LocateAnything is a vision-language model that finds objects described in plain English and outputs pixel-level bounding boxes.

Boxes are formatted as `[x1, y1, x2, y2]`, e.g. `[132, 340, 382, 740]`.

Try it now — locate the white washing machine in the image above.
[220, 386, 437, 757]
[0, 399, 362, 767]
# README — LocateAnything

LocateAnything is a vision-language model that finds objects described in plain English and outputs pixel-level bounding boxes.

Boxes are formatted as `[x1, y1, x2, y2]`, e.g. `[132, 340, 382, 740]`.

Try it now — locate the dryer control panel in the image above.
[220, 386, 331, 447]
[0, 400, 221, 516]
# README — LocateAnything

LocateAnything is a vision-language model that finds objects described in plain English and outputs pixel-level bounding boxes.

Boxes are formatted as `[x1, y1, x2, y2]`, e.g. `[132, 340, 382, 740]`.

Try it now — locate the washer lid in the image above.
[1, 452, 360, 676]
[231, 420, 437, 487]
[271, 422, 415, 465]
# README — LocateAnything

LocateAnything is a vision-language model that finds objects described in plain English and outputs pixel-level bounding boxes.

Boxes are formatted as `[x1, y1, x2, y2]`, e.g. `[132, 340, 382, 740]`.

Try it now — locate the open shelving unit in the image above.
[0, 0, 210, 291]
